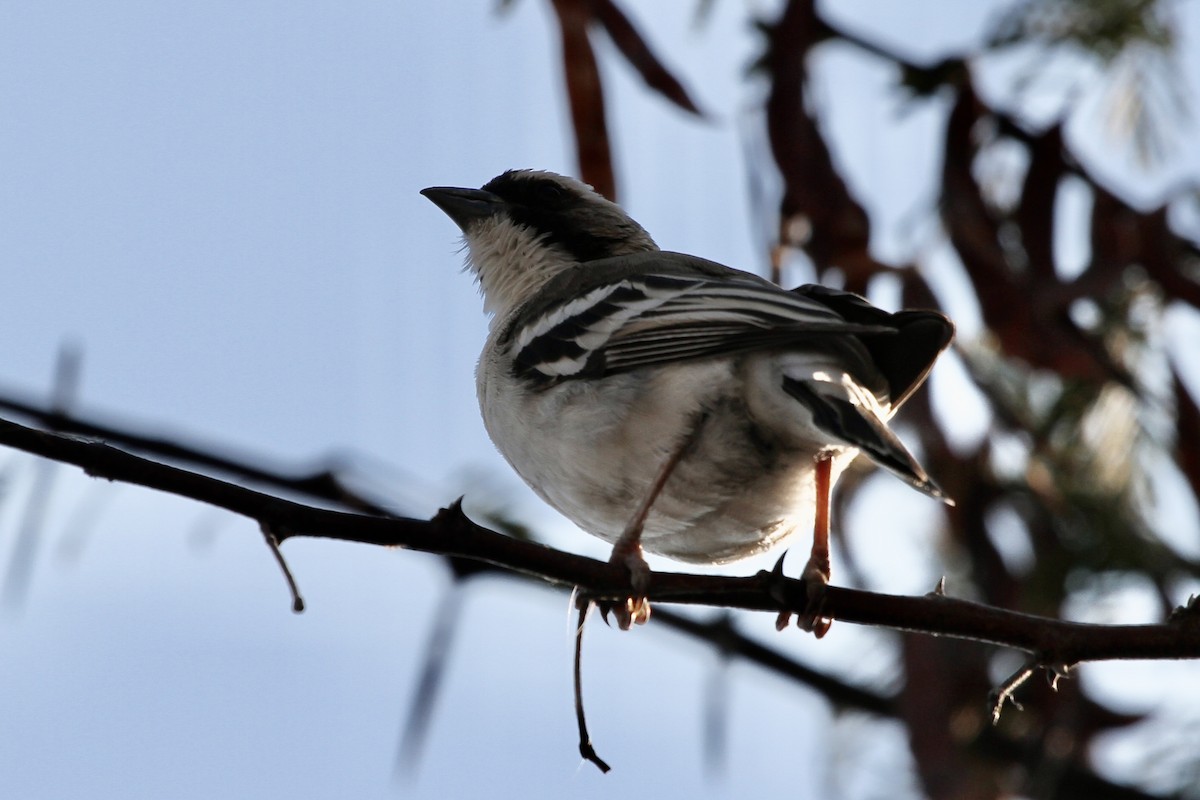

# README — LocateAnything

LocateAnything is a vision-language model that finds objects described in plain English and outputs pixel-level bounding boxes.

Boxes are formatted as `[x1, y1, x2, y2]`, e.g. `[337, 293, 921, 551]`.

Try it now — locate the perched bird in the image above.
[422, 169, 953, 634]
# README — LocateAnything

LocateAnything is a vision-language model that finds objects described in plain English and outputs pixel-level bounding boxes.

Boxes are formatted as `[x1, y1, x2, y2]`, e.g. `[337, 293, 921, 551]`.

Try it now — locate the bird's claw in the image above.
[607, 542, 652, 630]
[797, 558, 832, 638]
[614, 596, 651, 630]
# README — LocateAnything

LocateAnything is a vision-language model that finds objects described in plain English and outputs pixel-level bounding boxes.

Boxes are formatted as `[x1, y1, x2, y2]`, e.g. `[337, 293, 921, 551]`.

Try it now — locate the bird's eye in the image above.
[533, 182, 570, 206]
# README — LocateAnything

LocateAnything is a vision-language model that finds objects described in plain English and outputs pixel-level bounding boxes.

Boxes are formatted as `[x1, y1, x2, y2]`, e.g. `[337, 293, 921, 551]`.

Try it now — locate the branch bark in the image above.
[2, 413, 1198, 663]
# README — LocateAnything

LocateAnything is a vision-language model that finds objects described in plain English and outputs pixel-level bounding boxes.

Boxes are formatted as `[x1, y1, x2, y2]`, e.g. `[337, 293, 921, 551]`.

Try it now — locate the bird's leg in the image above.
[608, 414, 708, 630]
[798, 452, 834, 638]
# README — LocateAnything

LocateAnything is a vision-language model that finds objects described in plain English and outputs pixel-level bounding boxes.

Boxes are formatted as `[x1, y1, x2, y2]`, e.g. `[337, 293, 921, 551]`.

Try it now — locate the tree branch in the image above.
[0, 390, 392, 515]
[1, 391, 905, 714]
[2, 413, 1199, 664]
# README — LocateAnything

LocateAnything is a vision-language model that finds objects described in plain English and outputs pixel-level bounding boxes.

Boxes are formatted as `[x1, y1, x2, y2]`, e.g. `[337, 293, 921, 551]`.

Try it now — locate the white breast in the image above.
[477, 339, 859, 565]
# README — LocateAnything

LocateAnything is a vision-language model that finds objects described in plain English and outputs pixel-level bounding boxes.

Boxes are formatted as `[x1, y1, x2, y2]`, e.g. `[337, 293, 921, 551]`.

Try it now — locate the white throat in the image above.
[464, 218, 576, 325]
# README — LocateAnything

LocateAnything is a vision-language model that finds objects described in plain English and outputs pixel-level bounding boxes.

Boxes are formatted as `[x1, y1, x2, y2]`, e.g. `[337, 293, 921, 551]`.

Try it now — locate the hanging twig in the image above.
[259, 522, 305, 613]
[573, 594, 611, 773]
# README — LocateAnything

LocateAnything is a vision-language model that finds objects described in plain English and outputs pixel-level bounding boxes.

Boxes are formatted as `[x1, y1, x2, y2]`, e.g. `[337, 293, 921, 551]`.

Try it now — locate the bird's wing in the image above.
[507, 258, 892, 381]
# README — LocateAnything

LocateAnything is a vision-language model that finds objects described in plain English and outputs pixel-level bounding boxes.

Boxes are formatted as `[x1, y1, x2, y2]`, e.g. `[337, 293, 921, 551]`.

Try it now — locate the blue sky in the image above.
[1, 2, 1199, 798]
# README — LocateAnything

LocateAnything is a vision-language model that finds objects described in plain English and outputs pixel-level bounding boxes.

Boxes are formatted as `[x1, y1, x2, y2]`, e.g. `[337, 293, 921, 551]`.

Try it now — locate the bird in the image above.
[422, 169, 953, 635]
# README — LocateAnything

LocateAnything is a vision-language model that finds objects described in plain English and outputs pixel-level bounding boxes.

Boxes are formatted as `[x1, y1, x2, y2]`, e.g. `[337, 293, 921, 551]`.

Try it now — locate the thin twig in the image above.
[989, 661, 1035, 723]
[3, 345, 81, 610]
[573, 595, 610, 773]
[260, 522, 305, 613]
[0, 389, 394, 516]
[395, 583, 464, 776]
[701, 626, 730, 777]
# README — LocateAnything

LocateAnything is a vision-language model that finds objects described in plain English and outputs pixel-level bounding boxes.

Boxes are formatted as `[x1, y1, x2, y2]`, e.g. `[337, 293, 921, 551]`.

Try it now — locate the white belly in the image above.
[478, 351, 857, 564]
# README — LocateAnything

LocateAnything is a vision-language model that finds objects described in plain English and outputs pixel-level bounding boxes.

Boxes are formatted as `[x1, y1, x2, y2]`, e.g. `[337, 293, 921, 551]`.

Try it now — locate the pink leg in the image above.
[609, 416, 707, 630]
[799, 453, 833, 638]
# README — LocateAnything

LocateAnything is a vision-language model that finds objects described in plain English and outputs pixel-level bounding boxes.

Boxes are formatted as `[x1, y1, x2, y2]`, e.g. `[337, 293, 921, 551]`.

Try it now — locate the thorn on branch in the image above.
[584, 591, 619, 628]
[431, 497, 467, 530]
[929, 576, 947, 596]
[573, 595, 611, 773]
[260, 522, 305, 613]
[766, 550, 792, 631]
[1169, 594, 1200, 626]
[449, 496, 467, 516]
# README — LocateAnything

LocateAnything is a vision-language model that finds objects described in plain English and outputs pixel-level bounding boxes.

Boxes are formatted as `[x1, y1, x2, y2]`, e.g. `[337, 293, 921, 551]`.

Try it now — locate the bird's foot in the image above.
[603, 540, 651, 630]
[766, 551, 830, 636]
[797, 556, 832, 638]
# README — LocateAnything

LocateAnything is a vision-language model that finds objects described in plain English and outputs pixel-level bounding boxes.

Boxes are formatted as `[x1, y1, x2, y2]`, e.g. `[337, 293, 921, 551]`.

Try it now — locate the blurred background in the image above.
[1, 1, 1199, 798]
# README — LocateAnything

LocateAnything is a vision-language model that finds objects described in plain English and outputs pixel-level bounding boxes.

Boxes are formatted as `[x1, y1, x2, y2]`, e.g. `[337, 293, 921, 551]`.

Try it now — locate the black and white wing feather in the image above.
[505, 253, 893, 381]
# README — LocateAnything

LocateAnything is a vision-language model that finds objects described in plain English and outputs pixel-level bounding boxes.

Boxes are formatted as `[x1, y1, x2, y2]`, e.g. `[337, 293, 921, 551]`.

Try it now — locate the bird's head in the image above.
[422, 169, 657, 319]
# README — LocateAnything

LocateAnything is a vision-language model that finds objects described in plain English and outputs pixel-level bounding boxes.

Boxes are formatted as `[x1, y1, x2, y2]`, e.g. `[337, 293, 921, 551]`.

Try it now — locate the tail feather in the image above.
[782, 376, 950, 503]
[790, 285, 954, 409]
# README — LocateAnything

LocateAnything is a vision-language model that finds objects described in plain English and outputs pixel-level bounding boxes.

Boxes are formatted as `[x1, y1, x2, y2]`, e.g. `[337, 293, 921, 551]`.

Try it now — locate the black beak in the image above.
[421, 186, 506, 231]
